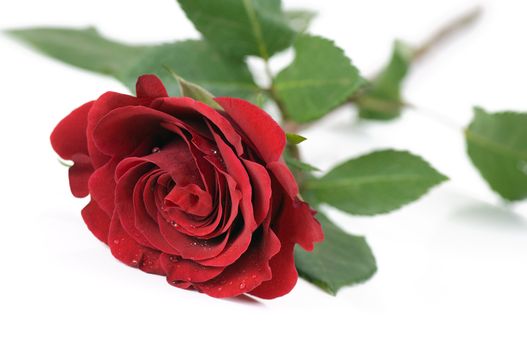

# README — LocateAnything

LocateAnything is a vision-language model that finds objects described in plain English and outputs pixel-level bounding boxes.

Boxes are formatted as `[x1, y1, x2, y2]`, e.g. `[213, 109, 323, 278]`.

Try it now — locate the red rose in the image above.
[51, 75, 323, 299]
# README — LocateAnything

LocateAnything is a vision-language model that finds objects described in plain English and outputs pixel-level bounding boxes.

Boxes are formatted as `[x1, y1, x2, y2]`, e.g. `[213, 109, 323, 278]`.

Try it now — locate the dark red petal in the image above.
[212, 129, 255, 229]
[158, 214, 229, 260]
[93, 106, 174, 157]
[215, 97, 286, 163]
[108, 214, 164, 275]
[160, 254, 224, 284]
[50, 102, 95, 197]
[50, 101, 93, 159]
[267, 161, 299, 198]
[192, 131, 256, 266]
[114, 161, 160, 250]
[88, 158, 118, 215]
[248, 238, 296, 299]
[281, 197, 324, 251]
[136, 75, 168, 99]
[68, 154, 93, 198]
[114, 158, 181, 254]
[87, 92, 141, 167]
[199, 163, 241, 238]
[243, 159, 271, 225]
[167, 160, 237, 239]
[170, 281, 192, 290]
[250, 197, 324, 299]
[195, 222, 251, 267]
[81, 200, 111, 243]
[140, 140, 204, 188]
[196, 228, 281, 298]
[165, 183, 213, 217]
[139, 249, 165, 275]
[134, 172, 181, 254]
[153, 97, 244, 155]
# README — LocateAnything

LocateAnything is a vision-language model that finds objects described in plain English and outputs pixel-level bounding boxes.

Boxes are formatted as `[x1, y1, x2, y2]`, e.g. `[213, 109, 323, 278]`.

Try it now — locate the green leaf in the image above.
[6, 27, 147, 79]
[286, 133, 307, 145]
[7, 28, 260, 100]
[306, 150, 447, 215]
[285, 9, 316, 33]
[358, 40, 413, 120]
[295, 213, 377, 295]
[284, 154, 320, 173]
[121, 40, 260, 100]
[166, 67, 223, 110]
[176, 0, 295, 59]
[273, 35, 363, 123]
[466, 107, 527, 201]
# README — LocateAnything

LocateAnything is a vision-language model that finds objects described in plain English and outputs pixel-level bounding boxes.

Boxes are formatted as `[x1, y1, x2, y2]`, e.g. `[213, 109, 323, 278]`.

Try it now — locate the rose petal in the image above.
[158, 214, 229, 260]
[134, 171, 181, 254]
[87, 92, 140, 167]
[160, 254, 224, 284]
[250, 196, 323, 299]
[165, 183, 213, 217]
[50, 101, 92, 159]
[196, 227, 281, 298]
[194, 131, 256, 266]
[115, 161, 162, 249]
[216, 97, 286, 163]
[142, 140, 204, 188]
[81, 200, 111, 243]
[153, 97, 243, 155]
[280, 197, 324, 251]
[107, 214, 164, 275]
[248, 238, 296, 299]
[136, 75, 168, 99]
[88, 158, 119, 215]
[68, 154, 93, 198]
[212, 128, 255, 230]
[178, 157, 238, 238]
[267, 161, 299, 198]
[243, 159, 271, 225]
[50, 102, 94, 197]
[93, 106, 175, 157]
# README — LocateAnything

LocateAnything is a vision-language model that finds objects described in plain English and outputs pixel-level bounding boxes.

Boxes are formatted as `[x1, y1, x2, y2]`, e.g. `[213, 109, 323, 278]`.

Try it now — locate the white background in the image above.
[1, 0, 527, 349]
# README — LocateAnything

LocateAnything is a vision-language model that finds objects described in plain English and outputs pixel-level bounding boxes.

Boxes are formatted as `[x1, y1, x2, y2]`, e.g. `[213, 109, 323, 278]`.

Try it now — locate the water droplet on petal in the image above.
[239, 282, 246, 289]
[152, 147, 161, 153]
[212, 149, 218, 155]
[131, 259, 138, 264]
[170, 220, 179, 227]
[251, 274, 257, 279]
[113, 239, 120, 245]
[217, 287, 223, 292]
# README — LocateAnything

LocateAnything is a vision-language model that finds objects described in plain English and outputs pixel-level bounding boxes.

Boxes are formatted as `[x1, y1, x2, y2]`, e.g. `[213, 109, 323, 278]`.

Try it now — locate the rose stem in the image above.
[412, 6, 482, 63]
[347, 6, 483, 111]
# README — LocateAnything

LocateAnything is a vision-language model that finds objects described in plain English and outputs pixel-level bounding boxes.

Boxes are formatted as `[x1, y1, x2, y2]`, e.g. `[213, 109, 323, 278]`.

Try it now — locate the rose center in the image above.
[164, 183, 213, 217]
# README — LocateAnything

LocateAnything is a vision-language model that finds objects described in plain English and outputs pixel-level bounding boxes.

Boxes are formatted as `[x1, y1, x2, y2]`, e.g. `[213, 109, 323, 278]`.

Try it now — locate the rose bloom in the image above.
[51, 75, 323, 299]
